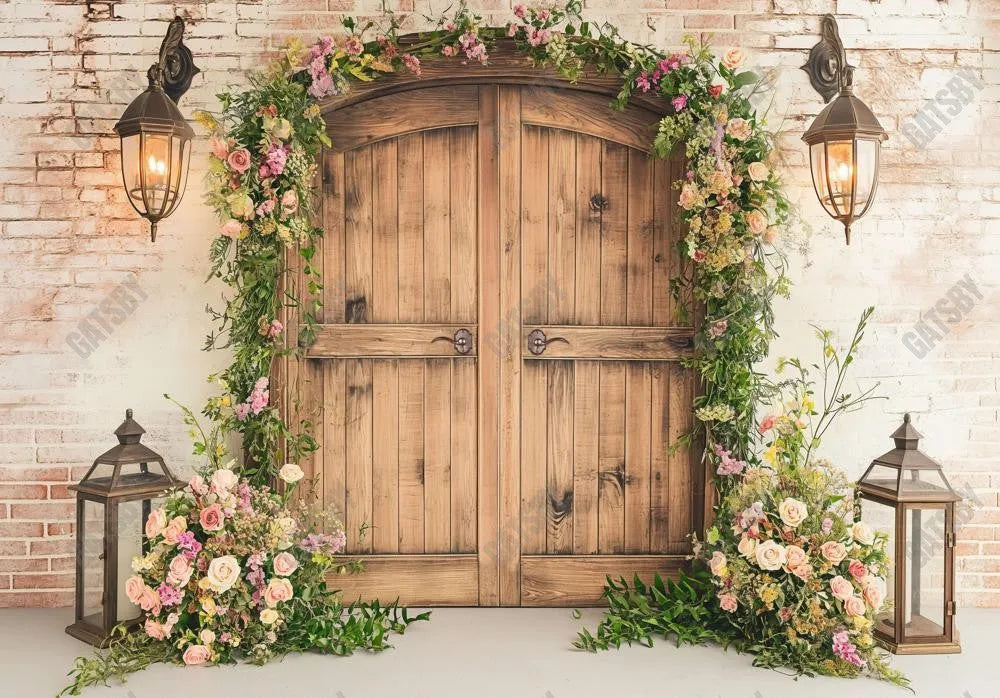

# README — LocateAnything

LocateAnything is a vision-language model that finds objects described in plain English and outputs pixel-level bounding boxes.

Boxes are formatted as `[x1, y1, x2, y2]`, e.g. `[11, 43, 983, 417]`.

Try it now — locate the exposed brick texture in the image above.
[0, 0, 998, 609]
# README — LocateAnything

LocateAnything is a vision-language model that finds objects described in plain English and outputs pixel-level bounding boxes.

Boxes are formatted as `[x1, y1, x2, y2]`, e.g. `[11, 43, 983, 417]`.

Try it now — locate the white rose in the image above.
[260, 608, 280, 625]
[211, 468, 239, 493]
[778, 497, 808, 528]
[206, 555, 241, 593]
[200, 629, 216, 645]
[852, 521, 875, 546]
[279, 462, 304, 484]
[754, 540, 787, 571]
[737, 536, 757, 559]
[747, 161, 769, 182]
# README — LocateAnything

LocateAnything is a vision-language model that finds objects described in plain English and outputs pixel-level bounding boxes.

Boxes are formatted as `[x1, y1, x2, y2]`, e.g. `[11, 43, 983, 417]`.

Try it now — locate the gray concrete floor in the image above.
[0, 607, 996, 698]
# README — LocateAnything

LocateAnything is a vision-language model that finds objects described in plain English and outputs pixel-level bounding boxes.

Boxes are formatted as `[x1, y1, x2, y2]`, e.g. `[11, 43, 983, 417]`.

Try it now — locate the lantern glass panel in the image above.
[861, 463, 900, 495]
[116, 499, 145, 622]
[81, 499, 105, 625]
[903, 504, 947, 640]
[852, 138, 878, 215]
[121, 133, 143, 211]
[898, 469, 952, 497]
[810, 139, 854, 218]
[863, 497, 897, 639]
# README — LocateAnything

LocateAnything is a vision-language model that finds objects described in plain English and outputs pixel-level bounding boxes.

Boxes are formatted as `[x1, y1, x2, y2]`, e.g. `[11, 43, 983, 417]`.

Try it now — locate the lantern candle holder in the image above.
[66, 409, 184, 647]
[856, 413, 962, 655]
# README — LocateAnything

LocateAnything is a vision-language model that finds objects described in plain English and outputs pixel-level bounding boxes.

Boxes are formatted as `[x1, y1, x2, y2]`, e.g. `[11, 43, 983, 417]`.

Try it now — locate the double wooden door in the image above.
[286, 82, 699, 606]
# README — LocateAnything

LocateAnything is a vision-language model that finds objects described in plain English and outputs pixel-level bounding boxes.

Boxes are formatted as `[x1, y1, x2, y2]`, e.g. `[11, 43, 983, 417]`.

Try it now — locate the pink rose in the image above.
[847, 559, 867, 582]
[167, 555, 193, 588]
[280, 189, 298, 217]
[209, 136, 229, 160]
[227, 148, 252, 173]
[844, 595, 866, 617]
[138, 585, 161, 614]
[718, 593, 738, 612]
[220, 219, 243, 239]
[829, 574, 855, 601]
[124, 575, 145, 605]
[513, 4, 527, 18]
[189, 474, 208, 495]
[182, 644, 211, 666]
[784, 544, 807, 571]
[757, 415, 777, 434]
[273, 551, 299, 577]
[199, 503, 225, 532]
[144, 508, 167, 539]
[162, 516, 187, 545]
[820, 540, 848, 564]
[263, 577, 294, 607]
[144, 618, 167, 640]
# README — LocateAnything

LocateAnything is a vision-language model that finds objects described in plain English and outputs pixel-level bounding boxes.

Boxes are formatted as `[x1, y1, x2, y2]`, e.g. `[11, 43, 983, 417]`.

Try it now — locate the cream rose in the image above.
[754, 540, 787, 571]
[144, 509, 167, 539]
[182, 645, 211, 666]
[777, 497, 808, 528]
[820, 540, 848, 564]
[678, 183, 703, 211]
[726, 117, 751, 141]
[844, 595, 866, 617]
[189, 474, 209, 495]
[745, 209, 768, 236]
[162, 516, 187, 545]
[747, 161, 769, 182]
[784, 544, 807, 571]
[718, 592, 738, 613]
[737, 536, 757, 559]
[200, 629, 216, 645]
[863, 577, 886, 609]
[167, 555, 193, 588]
[263, 578, 294, 607]
[279, 462, 304, 484]
[791, 563, 813, 581]
[852, 521, 875, 546]
[124, 575, 146, 605]
[210, 468, 239, 493]
[260, 608, 280, 625]
[709, 551, 728, 577]
[829, 574, 855, 601]
[273, 551, 299, 577]
[721, 47, 745, 70]
[206, 555, 241, 594]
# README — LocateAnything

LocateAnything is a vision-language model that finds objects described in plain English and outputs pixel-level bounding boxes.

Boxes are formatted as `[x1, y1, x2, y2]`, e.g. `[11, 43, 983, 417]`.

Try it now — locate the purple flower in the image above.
[832, 630, 866, 668]
[265, 145, 288, 177]
[157, 583, 182, 607]
[234, 402, 251, 421]
[712, 442, 746, 476]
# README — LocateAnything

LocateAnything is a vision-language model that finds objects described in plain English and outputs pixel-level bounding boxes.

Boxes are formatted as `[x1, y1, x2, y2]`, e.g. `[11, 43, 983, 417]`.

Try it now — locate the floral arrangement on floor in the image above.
[195, 0, 789, 489]
[60, 406, 427, 696]
[578, 309, 909, 688]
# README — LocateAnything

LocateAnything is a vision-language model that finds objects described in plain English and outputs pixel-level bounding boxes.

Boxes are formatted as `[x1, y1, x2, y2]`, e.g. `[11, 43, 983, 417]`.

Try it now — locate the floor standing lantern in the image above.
[856, 413, 961, 655]
[66, 409, 183, 646]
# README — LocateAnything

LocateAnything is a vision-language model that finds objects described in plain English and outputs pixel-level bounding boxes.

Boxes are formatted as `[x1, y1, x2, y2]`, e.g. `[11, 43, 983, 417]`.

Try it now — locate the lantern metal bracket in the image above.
[148, 16, 200, 104]
[801, 15, 855, 103]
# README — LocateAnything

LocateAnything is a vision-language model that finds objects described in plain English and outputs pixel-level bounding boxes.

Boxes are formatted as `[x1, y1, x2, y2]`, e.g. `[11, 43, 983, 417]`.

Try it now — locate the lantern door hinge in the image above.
[946, 600, 957, 616]
[946, 531, 956, 548]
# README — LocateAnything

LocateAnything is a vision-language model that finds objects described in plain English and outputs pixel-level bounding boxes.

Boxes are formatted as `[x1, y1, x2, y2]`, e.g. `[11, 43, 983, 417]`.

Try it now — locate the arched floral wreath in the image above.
[196, 1, 790, 499]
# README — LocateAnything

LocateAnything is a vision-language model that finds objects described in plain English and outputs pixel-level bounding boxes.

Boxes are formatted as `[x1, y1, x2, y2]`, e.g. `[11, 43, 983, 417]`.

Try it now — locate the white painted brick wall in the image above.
[0, 0, 997, 609]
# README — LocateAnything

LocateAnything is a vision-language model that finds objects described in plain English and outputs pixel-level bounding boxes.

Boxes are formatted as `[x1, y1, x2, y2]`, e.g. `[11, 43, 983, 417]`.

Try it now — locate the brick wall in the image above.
[0, 0, 998, 609]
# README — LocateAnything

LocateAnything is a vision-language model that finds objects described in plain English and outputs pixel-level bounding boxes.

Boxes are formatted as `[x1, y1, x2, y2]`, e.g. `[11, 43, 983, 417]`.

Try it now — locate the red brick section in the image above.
[0, 0, 999, 609]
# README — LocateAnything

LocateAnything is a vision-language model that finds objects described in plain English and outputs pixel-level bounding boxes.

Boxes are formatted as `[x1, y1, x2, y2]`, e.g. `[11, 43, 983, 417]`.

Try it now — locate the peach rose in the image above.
[200, 503, 225, 532]
[167, 555, 193, 588]
[210, 468, 238, 493]
[182, 644, 211, 666]
[209, 136, 229, 160]
[226, 148, 252, 173]
[737, 535, 757, 559]
[678, 183, 703, 211]
[844, 595, 866, 617]
[138, 585, 160, 614]
[124, 575, 145, 605]
[763, 226, 779, 245]
[757, 415, 777, 434]
[747, 161, 769, 182]
[791, 563, 813, 581]
[829, 574, 855, 601]
[189, 474, 208, 495]
[726, 118, 751, 141]
[863, 577, 886, 609]
[144, 618, 167, 640]
[745, 209, 768, 236]
[847, 559, 867, 582]
[144, 509, 167, 539]
[162, 516, 187, 545]
[709, 551, 728, 577]
[206, 555, 241, 594]
[280, 189, 299, 217]
[721, 47, 745, 71]
[754, 540, 787, 571]
[263, 578, 294, 607]
[784, 544, 807, 571]
[200, 629, 216, 645]
[260, 608, 280, 625]
[820, 540, 847, 564]
[273, 551, 299, 577]
[718, 593, 738, 612]
[777, 497, 808, 528]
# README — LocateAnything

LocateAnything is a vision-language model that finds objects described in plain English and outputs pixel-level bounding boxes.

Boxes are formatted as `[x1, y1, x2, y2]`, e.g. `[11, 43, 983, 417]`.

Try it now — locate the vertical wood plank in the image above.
[397, 133, 425, 555]
[345, 148, 373, 324]
[520, 361, 547, 555]
[572, 135, 602, 555]
[397, 362, 425, 554]
[599, 142, 628, 327]
[547, 129, 575, 324]
[667, 144, 692, 324]
[598, 362, 626, 554]
[624, 362, 652, 552]
[322, 150, 346, 324]
[498, 86, 522, 605]
[323, 361, 347, 526]
[627, 149, 654, 326]
[477, 86, 501, 604]
[423, 130, 452, 554]
[370, 139, 399, 554]
[667, 362, 693, 552]
[451, 360, 477, 552]
[652, 156, 671, 328]
[546, 361, 574, 554]
[650, 363, 670, 552]
[345, 359, 373, 553]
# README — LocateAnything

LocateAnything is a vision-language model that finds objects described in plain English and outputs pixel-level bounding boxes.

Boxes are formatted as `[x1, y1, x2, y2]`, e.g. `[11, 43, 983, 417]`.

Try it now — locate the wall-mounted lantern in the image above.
[113, 17, 199, 242]
[801, 15, 888, 244]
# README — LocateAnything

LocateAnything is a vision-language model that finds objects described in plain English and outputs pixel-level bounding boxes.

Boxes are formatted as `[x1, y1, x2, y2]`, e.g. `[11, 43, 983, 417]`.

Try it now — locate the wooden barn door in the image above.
[295, 81, 698, 607]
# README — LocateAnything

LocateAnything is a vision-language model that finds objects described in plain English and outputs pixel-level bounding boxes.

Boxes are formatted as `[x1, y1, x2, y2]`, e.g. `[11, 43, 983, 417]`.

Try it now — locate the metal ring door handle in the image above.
[527, 329, 569, 356]
[432, 328, 474, 355]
